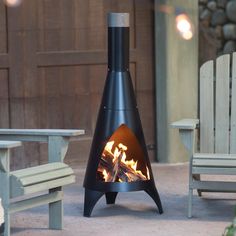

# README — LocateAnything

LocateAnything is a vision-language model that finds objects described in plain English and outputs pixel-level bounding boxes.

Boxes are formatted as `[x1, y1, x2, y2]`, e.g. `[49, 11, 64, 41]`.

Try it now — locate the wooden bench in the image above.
[0, 129, 85, 236]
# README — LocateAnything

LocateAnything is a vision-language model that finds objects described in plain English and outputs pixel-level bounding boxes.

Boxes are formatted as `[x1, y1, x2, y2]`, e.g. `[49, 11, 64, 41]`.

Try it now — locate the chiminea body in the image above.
[83, 13, 163, 217]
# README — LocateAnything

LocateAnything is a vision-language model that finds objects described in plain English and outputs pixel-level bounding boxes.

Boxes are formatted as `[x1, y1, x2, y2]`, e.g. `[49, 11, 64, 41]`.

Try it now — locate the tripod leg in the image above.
[84, 189, 104, 217]
[105, 192, 118, 204]
[145, 186, 163, 214]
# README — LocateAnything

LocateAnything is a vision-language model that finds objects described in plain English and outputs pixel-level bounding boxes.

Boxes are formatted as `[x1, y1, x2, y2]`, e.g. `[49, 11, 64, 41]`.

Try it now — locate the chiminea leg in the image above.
[145, 186, 163, 214]
[105, 192, 118, 204]
[84, 189, 104, 217]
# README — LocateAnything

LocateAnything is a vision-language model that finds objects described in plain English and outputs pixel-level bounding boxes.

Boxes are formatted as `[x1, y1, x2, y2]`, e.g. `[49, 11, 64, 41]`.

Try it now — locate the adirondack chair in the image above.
[172, 52, 236, 218]
[0, 129, 85, 236]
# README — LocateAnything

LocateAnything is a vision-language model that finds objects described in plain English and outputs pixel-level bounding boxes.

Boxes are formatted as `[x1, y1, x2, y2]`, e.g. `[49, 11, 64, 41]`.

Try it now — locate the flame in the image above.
[104, 141, 114, 154]
[102, 169, 109, 182]
[146, 166, 150, 180]
[101, 141, 150, 182]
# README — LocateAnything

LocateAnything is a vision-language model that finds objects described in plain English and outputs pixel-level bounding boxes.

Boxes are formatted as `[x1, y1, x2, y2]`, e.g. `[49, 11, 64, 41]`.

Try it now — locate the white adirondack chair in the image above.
[172, 52, 236, 218]
[0, 129, 85, 236]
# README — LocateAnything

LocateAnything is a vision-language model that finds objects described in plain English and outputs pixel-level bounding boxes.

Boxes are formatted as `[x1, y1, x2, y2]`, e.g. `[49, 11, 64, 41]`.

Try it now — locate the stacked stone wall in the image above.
[199, 0, 236, 64]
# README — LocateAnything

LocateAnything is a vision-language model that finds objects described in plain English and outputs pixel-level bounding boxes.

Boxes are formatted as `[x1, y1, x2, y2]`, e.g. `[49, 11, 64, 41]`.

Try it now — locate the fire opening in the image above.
[97, 124, 150, 182]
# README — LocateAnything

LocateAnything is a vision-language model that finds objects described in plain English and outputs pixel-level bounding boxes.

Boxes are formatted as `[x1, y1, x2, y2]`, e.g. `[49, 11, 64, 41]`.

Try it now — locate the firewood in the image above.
[98, 155, 147, 182]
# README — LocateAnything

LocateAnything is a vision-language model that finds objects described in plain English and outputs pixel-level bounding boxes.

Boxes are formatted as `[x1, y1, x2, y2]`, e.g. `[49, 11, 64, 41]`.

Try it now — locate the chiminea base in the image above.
[105, 192, 118, 204]
[83, 186, 163, 217]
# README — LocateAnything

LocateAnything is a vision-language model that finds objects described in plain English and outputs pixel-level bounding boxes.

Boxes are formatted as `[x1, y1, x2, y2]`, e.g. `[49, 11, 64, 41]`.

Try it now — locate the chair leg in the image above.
[197, 190, 202, 197]
[49, 188, 63, 230]
[0, 223, 4, 236]
[188, 188, 193, 218]
[3, 212, 10, 236]
[193, 174, 202, 197]
[0, 178, 10, 235]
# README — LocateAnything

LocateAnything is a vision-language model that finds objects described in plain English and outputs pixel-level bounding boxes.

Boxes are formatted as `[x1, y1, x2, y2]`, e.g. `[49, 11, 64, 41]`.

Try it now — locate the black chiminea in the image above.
[83, 12, 163, 217]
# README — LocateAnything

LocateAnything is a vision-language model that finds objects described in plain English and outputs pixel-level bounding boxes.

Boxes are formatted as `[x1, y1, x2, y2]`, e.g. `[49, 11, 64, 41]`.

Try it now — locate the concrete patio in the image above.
[11, 163, 236, 236]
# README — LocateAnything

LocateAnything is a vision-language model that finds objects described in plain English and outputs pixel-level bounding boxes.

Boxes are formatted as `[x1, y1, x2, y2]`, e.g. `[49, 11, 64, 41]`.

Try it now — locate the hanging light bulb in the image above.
[3, 0, 22, 7]
[156, 4, 194, 40]
[175, 13, 194, 40]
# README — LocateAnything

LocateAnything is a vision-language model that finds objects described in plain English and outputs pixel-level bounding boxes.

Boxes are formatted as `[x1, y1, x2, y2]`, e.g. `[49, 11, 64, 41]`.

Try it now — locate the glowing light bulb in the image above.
[175, 13, 193, 40]
[181, 30, 193, 40]
[3, 0, 22, 7]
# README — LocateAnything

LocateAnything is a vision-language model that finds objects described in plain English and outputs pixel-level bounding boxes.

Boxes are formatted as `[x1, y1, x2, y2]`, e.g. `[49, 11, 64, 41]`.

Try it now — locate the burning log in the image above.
[97, 140, 149, 182]
[98, 156, 147, 182]
[111, 143, 126, 182]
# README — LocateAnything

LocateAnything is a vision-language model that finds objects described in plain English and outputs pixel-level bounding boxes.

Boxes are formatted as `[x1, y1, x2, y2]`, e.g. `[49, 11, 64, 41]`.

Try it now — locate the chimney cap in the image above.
[108, 13, 129, 27]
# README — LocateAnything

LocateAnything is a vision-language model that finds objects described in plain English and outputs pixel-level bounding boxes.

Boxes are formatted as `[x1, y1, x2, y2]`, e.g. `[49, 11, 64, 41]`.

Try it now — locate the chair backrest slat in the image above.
[230, 53, 236, 154]
[200, 60, 214, 153]
[215, 54, 230, 153]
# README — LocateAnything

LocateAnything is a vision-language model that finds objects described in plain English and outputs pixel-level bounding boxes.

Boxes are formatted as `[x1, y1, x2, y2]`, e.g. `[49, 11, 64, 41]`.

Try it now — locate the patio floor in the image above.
[11, 163, 236, 236]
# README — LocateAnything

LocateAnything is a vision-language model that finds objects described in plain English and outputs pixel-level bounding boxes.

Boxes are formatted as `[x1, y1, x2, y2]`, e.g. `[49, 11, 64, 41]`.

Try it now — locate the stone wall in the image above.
[199, 0, 236, 65]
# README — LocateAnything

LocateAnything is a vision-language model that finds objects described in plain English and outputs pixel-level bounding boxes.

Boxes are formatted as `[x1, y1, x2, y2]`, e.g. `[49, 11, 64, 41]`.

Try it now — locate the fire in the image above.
[102, 169, 109, 182]
[146, 167, 150, 180]
[99, 141, 150, 182]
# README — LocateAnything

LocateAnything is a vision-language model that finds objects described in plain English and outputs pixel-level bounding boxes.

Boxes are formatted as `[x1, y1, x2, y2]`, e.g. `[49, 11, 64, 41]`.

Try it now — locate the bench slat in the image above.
[200, 60, 214, 153]
[11, 163, 68, 178]
[192, 181, 236, 192]
[23, 175, 75, 196]
[193, 159, 236, 167]
[18, 168, 74, 186]
[10, 163, 75, 198]
[193, 153, 236, 159]
[215, 55, 230, 153]
[192, 167, 236, 175]
[10, 175, 75, 198]
[9, 191, 63, 213]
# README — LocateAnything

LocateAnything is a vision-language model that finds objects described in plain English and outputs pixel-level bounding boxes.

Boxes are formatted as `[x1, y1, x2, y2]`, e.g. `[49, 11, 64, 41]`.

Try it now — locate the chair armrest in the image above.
[0, 129, 84, 136]
[171, 119, 199, 130]
[0, 141, 21, 149]
[0, 141, 21, 173]
[0, 129, 85, 142]
[171, 119, 199, 154]
[0, 129, 85, 163]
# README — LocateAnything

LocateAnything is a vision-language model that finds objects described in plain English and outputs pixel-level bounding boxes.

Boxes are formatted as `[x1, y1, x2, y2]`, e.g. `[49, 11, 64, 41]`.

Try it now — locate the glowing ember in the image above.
[98, 141, 150, 182]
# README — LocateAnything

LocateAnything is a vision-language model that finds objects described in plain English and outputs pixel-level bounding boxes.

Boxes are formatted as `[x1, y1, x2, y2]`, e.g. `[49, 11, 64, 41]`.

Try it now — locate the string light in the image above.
[156, 4, 194, 40]
[3, 0, 22, 7]
[175, 13, 193, 40]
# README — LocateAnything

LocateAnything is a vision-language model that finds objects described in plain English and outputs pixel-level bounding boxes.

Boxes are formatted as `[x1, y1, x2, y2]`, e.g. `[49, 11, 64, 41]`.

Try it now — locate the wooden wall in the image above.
[0, 0, 155, 169]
